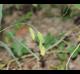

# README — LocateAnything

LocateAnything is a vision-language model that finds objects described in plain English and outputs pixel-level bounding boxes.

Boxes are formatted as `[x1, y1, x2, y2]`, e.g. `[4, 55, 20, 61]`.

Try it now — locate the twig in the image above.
[66, 43, 80, 70]
[0, 24, 14, 33]
[6, 59, 15, 70]
[6, 59, 22, 70]
[21, 54, 34, 59]
[6, 54, 36, 70]
[46, 50, 68, 55]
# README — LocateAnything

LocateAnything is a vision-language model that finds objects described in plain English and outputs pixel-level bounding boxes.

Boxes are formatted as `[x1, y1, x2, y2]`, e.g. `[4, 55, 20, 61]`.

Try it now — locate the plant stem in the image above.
[39, 55, 46, 68]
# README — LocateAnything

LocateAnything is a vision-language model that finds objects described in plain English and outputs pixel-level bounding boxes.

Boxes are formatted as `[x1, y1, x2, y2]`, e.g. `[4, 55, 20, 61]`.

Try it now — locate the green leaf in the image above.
[67, 45, 78, 59]
[12, 41, 28, 57]
[67, 45, 76, 53]
[29, 27, 35, 41]
[57, 52, 67, 61]
[17, 11, 33, 23]
[58, 42, 66, 50]
[39, 43, 46, 56]
[4, 32, 15, 44]
[36, 31, 46, 56]
[15, 23, 23, 30]
[77, 47, 80, 53]
[7, 32, 28, 57]
[72, 50, 78, 59]
[37, 32, 44, 43]
[62, 6, 71, 17]
[44, 33, 58, 48]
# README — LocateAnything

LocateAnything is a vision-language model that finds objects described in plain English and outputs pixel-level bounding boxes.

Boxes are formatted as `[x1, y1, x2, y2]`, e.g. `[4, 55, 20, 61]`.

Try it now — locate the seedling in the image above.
[61, 4, 80, 21]
[61, 6, 72, 17]
[29, 27, 36, 41]
[5, 31, 29, 57]
[29, 27, 68, 67]
[29, 27, 46, 57]
[29, 27, 52, 67]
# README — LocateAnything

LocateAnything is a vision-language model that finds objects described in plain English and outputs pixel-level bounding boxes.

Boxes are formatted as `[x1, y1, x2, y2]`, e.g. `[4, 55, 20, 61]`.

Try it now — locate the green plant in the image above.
[44, 33, 59, 49]
[3, 11, 36, 58]
[5, 24, 80, 67]
[29, 27, 63, 57]
[29, 27, 68, 58]
[29, 27, 46, 57]
[57, 42, 68, 61]
[11, 40, 29, 57]
[61, 4, 80, 20]
[67, 43, 80, 59]
[29, 27, 36, 41]
[6, 31, 29, 57]
[61, 6, 72, 17]
[15, 11, 33, 24]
